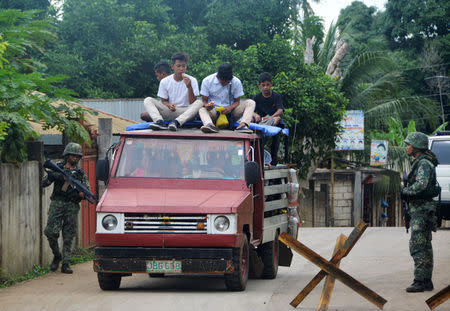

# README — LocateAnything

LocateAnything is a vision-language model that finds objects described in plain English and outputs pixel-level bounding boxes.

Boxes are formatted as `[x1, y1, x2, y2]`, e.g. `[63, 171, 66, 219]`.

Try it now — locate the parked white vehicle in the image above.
[429, 131, 450, 223]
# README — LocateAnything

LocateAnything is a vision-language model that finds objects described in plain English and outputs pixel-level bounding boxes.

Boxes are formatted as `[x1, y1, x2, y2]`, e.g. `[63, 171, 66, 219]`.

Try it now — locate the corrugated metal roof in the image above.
[30, 101, 138, 135]
[81, 98, 149, 122]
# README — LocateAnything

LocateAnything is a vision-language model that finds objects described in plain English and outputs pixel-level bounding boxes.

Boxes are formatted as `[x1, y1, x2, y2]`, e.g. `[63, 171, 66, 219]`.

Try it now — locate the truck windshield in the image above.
[116, 137, 245, 180]
[431, 140, 450, 165]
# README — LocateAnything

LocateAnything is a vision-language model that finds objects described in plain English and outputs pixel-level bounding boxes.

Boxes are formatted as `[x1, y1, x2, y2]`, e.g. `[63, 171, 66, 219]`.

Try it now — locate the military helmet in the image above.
[404, 132, 428, 150]
[63, 142, 83, 156]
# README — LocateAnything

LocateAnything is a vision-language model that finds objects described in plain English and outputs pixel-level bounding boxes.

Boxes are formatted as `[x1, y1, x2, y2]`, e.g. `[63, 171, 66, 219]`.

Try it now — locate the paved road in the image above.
[1, 227, 449, 311]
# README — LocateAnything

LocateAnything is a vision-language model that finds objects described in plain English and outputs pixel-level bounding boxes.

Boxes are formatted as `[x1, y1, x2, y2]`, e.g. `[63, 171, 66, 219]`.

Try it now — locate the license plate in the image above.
[146, 260, 182, 273]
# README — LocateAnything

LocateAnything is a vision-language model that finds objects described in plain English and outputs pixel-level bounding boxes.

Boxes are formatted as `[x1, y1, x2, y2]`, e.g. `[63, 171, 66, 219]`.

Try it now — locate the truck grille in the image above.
[124, 214, 207, 234]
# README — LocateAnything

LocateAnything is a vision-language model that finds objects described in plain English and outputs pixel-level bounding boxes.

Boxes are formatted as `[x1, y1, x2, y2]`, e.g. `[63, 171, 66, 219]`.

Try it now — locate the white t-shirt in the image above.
[200, 73, 244, 107]
[157, 74, 199, 107]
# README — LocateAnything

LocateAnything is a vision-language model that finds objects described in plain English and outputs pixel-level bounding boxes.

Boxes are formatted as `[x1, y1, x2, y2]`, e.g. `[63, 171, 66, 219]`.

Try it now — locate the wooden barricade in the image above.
[279, 221, 387, 310]
[426, 284, 450, 310]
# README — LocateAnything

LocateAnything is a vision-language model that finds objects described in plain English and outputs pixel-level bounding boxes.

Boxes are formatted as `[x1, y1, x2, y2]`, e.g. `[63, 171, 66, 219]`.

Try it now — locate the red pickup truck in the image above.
[94, 128, 299, 291]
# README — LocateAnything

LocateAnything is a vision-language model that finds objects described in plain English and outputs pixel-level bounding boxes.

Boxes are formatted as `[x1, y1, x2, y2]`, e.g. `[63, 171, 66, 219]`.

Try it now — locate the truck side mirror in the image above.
[245, 161, 260, 185]
[96, 158, 110, 182]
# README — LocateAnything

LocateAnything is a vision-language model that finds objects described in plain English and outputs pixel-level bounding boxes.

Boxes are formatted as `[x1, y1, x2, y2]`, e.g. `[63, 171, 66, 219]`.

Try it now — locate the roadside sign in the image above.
[370, 140, 388, 166]
[335, 110, 364, 151]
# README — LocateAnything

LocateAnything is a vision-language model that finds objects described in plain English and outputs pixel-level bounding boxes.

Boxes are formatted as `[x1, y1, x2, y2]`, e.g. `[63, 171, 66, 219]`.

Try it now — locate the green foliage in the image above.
[0, 247, 93, 288]
[0, 265, 50, 288]
[339, 51, 440, 136]
[162, 0, 302, 50]
[0, 9, 91, 163]
[294, 15, 324, 60]
[316, 22, 339, 70]
[46, 0, 304, 98]
[189, 35, 302, 97]
[274, 65, 348, 178]
[384, 0, 449, 51]
[336, 1, 388, 65]
[0, 0, 50, 10]
[71, 247, 94, 265]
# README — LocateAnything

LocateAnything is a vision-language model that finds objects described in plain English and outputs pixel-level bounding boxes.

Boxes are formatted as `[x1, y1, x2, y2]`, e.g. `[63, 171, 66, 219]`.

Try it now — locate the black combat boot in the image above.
[423, 279, 434, 291]
[61, 263, 73, 274]
[406, 280, 424, 292]
[50, 255, 61, 272]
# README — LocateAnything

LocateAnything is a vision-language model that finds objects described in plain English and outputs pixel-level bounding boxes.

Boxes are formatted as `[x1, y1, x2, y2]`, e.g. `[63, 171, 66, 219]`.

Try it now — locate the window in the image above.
[431, 140, 450, 165]
[116, 138, 245, 180]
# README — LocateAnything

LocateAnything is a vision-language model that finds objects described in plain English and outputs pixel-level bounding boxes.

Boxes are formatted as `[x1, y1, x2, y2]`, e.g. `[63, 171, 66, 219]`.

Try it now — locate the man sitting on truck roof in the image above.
[143, 52, 203, 131]
[140, 61, 171, 122]
[198, 63, 255, 134]
[252, 72, 284, 166]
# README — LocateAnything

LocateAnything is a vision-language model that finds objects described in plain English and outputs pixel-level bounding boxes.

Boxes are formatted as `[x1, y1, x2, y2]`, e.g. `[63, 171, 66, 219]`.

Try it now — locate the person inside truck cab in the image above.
[144, 52, 203, 131]
[141, 61, 171, 122]
[198, 63, 255, 134]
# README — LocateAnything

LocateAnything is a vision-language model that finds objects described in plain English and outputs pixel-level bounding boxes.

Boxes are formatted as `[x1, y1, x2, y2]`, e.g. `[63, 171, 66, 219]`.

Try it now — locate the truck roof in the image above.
[121, 128, 260, 140]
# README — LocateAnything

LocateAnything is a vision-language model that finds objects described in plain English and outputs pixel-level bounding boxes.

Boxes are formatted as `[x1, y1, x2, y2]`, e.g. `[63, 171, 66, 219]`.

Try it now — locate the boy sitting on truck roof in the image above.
[198, 63, 255, 134]
[252, 72, 284, 166]
[143, 52, 203, 131]
[141, 61, 171, 122]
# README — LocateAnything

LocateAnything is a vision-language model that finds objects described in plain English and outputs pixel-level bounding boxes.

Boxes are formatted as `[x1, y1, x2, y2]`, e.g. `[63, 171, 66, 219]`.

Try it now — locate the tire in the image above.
[225, 235, 249, 291]
[259, 232, 279, 279]
[97, 273, 121, 290]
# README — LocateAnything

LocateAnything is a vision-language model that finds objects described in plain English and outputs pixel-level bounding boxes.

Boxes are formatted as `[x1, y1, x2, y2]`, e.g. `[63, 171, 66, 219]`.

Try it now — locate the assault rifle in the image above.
[402, 171, 411, 233]
[43, 159, 97, 204]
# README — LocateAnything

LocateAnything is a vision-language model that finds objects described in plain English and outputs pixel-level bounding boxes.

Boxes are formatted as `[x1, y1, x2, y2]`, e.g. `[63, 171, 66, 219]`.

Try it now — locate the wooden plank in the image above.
[317, 234, 347, 311]
[264, 198, 289, 212]
[264, 184, 290, 196]
[290, 221, 368, 307]
[264, 168, 290, 180]
[426, 284, 450, 310]
[280, 232, 387, 309]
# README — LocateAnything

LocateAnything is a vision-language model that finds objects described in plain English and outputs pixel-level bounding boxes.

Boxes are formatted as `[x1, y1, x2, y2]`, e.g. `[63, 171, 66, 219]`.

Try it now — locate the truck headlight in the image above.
[97, 213, 124, 234]
[214, 216, 230, 231]
[102, 215, 118, 230]
[207, 214, 236, 234]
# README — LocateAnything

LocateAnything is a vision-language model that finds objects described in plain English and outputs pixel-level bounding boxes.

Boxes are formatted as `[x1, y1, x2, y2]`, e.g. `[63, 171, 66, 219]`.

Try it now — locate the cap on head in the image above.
[217, 63, 233, 81]
[63, 142, 82, 156]
[404, 132, 428, 150]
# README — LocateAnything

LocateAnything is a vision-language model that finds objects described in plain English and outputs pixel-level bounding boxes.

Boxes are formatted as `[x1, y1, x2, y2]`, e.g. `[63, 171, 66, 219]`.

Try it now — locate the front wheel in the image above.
[224, 235, 249, 291]
[98, 273, 121, 290]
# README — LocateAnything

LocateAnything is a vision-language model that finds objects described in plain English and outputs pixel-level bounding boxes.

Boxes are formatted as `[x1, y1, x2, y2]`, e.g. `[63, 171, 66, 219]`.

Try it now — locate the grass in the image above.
[0, 265, 50, 289]
[0, 247, 94, 289]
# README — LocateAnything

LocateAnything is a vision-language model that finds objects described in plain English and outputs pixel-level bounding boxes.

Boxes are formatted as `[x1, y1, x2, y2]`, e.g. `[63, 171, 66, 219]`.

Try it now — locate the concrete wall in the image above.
[314, 175, 354, 227]
[0, 162, 67, 277]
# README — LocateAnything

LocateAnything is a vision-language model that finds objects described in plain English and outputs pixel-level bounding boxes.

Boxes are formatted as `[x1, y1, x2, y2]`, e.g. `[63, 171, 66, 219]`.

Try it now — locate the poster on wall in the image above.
[370, 140, 388, 166]
[335, 110, 364, 150]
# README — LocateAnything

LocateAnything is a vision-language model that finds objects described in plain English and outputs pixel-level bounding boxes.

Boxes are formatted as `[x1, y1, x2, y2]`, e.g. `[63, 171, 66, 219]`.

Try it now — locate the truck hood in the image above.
[98, 188, 250, 213]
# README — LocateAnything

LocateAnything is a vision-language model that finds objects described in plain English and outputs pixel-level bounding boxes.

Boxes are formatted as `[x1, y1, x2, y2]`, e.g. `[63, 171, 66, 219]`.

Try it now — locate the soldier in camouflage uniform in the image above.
[42, 142, 90, 274]
[402, 132, 440, 292]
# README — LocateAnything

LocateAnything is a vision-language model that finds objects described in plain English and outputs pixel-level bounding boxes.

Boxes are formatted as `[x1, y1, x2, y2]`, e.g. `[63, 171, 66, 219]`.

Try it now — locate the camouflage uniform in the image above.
[402, 132, 439, 290]
[42, 143, 90, 267]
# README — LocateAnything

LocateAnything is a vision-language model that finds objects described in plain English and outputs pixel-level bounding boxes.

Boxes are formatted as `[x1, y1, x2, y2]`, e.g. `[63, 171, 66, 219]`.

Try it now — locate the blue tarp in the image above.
[126, 121, 288, 137]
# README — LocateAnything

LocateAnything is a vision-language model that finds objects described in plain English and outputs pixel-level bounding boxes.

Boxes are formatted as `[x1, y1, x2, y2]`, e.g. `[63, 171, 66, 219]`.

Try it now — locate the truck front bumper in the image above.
[93, 247, 234, 274]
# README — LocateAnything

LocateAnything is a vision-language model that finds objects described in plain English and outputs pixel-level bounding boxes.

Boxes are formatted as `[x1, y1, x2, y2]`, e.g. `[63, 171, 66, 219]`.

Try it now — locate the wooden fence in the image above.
[0, 161, 75, 277]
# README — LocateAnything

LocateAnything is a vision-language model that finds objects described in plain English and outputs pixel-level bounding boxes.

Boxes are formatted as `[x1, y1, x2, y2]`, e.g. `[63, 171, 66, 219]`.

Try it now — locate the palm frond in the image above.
[348, 71, 403, 108]
[341, 51, 396, 94]
[317, 21, 338, 69]
[365, 97, 439, 129]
